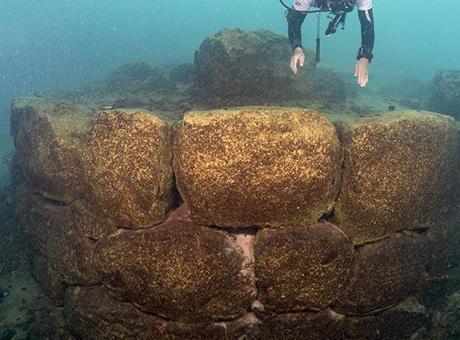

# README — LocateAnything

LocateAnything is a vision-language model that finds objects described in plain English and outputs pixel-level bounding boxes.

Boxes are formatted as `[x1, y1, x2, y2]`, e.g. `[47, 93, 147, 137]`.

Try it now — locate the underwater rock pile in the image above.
[430, 70, 460, 120]
[11, 98, 460, 339]
[57, 29, 350, 118]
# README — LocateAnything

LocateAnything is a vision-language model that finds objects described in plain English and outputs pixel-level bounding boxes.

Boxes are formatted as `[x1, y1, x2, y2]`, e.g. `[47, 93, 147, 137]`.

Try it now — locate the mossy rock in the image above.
[334, 111, 459, 245]
[194, 29, 315, 105]
[173, 107, 342, 228]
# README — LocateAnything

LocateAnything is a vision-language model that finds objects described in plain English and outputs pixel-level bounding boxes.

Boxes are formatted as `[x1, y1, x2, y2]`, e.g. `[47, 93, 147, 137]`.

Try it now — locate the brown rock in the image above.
[65, 286, 166, 339]
[255, 223, 353, 312]
[338, 234, 431, 315]
[174, 107, 342, 228]
[11, 98, 92, 202]
[93, 221, 256, 322]
[66, 286, 261, 339]
[193, 29, 315, 105]
[20, 192, 115, 305]
[84, 109, 174, 229]
[334, 111, 459, 245]
[258, 310, 345, 340]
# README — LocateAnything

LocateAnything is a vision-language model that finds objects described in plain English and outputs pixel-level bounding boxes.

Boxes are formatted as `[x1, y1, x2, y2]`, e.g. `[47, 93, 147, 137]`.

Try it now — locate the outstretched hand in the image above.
[355, 58, 370, 87]
[290, 47, 305, 74]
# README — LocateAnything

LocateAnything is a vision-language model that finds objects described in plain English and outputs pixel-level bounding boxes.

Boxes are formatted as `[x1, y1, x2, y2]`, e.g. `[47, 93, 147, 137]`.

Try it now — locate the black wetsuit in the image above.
[287, 7, 375, 61]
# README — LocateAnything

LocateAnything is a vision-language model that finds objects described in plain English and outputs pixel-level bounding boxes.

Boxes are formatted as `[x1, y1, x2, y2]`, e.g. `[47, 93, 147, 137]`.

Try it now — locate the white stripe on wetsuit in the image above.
[293, 0, 372, 11]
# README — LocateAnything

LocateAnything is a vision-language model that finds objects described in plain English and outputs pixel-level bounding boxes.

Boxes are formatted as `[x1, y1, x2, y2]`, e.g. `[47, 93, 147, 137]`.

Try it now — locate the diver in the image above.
[285, 0, 374, 87]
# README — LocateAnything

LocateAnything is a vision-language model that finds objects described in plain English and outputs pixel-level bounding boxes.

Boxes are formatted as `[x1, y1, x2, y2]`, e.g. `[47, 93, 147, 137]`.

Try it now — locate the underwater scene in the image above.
[1, 0, 460, 338]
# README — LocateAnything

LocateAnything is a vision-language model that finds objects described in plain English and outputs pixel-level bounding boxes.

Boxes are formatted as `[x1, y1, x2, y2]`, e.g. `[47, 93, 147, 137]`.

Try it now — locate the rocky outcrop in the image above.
[193, 29, 316, 105]
[173, 107, 342, 228]
[430, 70, 460, 120]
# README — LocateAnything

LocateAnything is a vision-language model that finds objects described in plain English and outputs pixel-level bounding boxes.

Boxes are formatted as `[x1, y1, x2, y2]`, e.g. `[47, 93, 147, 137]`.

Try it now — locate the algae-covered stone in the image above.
[65, 286, 260, 339]
[85, 109, 174, 229]
[65, 286, 166, 339]
[255, 223, 353, 312]
[174, 107, 342, 228]
[338, 234, 431, 315]
[11, 98, 92, 202]
[20, 193, 115, 305]
[334, 111, 459, 245]
[194, 29, 315, 104]
[258, 310, 345, 339]
[93, 220, 256, 322]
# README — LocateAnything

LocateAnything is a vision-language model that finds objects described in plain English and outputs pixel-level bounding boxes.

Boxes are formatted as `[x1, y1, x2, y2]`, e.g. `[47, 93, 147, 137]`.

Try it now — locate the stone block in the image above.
[335, 111, 458, 245]
[255, 223, 353, 312]
[93, 221, 256, 322]
[174, 107, 341, 228]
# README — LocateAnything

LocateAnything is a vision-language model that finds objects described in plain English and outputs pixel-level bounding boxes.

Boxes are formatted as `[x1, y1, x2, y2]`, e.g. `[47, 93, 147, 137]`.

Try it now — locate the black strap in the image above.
[279, 0, 330, 14]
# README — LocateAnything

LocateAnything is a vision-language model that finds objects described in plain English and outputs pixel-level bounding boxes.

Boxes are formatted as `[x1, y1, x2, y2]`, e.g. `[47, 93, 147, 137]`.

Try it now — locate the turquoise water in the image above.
[0, 0, 460, 168]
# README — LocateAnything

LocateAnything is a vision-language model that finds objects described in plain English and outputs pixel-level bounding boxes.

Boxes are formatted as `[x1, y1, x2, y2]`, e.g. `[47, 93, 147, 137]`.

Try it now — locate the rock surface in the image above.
[174, 107, 342, 228]
[255, 223, 353, 313]
[338, 234, 431, 315]
[19, 192, 114, 305]
[334, 111, 459, 245]
[84, 109, 175, 229]
[11, 98, 176, 229]
[93, 220, 256, 322]
[11, 98, 92, 202]
[194, 29, 315, 105]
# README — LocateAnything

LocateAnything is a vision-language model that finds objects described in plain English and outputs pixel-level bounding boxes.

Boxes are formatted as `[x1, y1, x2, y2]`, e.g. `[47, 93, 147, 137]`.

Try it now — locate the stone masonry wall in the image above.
[11, 98, 460, 339]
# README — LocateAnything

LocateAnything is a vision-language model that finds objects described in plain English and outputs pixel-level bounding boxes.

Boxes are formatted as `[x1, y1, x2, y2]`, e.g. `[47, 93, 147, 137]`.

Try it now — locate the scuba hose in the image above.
[279, 0, 355, 63]
[316, 13, 321, 63]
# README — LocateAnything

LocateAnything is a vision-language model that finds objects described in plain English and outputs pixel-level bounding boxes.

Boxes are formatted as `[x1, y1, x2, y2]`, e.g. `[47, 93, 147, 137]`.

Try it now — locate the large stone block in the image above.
[93, 220, 256, 322]
[11, 98, 92, 202]
[65, 286, 261, 339]
[193, 29, 315, 105]
[338, 234, 431, 315]
[19, 192, 115, 304]
[84, 109, 175, 228]
[65, 286, 166, 339]
[334, 111, 459, 245]
[255, 223, 353, 313]
[174, 107, 342, 228]
[11, 99, 175, 229]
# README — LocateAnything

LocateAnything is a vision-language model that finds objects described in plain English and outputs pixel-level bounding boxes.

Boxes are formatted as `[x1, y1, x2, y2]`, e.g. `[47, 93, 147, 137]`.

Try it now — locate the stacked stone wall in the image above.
[11, 99, 460, 339]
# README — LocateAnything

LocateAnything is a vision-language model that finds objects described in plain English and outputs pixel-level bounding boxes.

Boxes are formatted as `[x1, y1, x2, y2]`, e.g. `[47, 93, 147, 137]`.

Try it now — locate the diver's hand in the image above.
[290, 47, 305, 74]
[354, 58, 369, 87]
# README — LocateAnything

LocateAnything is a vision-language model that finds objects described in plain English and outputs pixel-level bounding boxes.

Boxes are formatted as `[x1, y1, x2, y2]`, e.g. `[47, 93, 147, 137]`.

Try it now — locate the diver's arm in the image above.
[357, 8, 374, 62]
[355, 8, 374, 87]
[287, 10, 307, 50]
